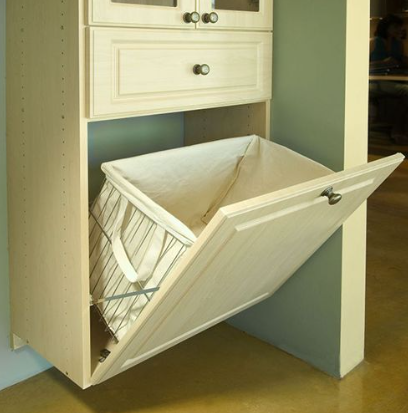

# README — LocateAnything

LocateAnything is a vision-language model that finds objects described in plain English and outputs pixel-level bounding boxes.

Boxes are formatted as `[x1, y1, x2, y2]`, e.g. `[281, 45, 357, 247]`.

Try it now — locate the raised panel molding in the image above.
[89, 28, 272, 119]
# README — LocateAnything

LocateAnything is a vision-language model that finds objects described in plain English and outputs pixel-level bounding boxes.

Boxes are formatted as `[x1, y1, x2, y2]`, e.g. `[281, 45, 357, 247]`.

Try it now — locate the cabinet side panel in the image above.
[6, 0, 90, 388]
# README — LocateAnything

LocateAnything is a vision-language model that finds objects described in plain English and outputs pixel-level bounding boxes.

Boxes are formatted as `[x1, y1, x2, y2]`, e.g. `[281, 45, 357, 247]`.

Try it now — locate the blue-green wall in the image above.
[229, 0, 348, 377]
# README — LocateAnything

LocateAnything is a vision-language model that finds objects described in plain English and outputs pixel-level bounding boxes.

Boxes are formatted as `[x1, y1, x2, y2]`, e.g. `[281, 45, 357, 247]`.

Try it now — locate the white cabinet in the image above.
[7, 0, 402, 391]
[8, 0, 276, 389]
[88, 0, 273, 31]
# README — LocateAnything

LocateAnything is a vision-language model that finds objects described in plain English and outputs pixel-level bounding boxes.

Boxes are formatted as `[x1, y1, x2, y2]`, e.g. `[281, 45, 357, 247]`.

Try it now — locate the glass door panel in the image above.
[213, 0, 259, 12]
[199, 0, 272, 31]
[112, 0, 177, 6]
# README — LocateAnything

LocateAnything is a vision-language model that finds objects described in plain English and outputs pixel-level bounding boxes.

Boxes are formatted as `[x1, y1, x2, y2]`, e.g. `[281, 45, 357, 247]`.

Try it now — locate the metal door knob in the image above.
[193, 64, 210, 76]
[202, 12, 219, 24]
[321, 187, 343, 205]
[183, 11, 200, 24]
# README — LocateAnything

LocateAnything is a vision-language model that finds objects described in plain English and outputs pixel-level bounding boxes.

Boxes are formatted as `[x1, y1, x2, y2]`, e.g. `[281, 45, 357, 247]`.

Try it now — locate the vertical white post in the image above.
[340, 0, 370, 377]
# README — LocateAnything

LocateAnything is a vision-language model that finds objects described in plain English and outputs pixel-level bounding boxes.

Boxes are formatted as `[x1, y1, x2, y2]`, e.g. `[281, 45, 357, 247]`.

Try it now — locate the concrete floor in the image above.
[0, 158, 407, 413]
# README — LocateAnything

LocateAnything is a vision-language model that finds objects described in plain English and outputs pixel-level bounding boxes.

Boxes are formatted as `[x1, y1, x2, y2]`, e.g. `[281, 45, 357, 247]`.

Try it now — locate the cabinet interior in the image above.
[88, 101, 271, 373]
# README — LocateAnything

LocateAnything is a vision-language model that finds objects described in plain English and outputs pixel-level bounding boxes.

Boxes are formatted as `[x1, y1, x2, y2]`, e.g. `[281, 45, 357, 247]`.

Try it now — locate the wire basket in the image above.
[89, 180, 190, 342]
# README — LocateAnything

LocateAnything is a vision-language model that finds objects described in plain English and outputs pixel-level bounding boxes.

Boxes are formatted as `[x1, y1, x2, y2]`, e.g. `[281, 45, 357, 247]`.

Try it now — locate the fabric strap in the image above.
[112, 197, 166, 283]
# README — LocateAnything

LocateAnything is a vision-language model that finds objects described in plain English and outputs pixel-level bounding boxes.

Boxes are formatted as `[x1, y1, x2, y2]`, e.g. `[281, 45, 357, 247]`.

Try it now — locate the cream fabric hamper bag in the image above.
[89, 135, 336, 341]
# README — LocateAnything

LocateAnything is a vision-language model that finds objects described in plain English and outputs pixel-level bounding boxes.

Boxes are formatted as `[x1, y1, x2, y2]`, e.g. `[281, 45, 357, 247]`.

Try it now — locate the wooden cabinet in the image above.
[88, 0, 273, 31]
[7, 0, 276, 389]
[6, 0, 404, 391]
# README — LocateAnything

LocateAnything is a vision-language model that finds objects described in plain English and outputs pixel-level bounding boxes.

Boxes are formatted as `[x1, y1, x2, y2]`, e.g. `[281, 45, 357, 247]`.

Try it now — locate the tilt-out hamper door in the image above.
[91, 154, 403, 384]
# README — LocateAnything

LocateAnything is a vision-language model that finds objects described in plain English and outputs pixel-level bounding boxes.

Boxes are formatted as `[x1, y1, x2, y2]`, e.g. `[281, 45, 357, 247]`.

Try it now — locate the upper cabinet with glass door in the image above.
[88, 0, 273, 31]
[88, 0, 198, 28]
[198, 0, 272, 31]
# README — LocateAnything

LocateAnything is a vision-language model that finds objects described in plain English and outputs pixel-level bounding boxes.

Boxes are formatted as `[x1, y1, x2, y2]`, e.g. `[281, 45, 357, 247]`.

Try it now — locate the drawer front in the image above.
[198, 0, 273, 31]
[88, 29, 272, 119]
[88, 0, 197, 29]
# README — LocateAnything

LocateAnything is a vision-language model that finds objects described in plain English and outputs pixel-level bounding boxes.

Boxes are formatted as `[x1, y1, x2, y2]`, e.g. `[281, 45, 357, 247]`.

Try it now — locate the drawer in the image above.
[88, 29, 272, 119]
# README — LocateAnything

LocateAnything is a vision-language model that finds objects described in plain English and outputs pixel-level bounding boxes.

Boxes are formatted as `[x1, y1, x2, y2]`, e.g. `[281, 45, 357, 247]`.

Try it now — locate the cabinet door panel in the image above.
[88, 0, 197, 28]
[88, 28, 272, 119]
[90, 154, 404, 385]
[198, 0, 272, 31]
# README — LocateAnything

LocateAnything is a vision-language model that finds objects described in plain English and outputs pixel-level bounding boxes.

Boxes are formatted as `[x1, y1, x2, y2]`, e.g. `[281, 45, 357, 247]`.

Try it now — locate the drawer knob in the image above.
[321, 187, 343, 206]
[193, 64, 211, 76]
[183, 12, 200, 24]
[202, 12, 219, 24]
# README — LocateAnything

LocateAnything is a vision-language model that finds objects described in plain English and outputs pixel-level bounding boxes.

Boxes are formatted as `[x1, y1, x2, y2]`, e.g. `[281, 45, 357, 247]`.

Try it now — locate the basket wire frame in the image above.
[89, 180, 190, 342]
